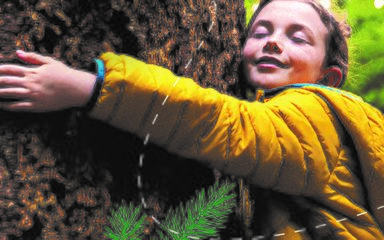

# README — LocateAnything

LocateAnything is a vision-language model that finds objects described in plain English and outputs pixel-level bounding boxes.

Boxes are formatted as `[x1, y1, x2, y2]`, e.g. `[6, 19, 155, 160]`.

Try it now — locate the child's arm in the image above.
[0, 50, 96, 111]
[0, 51, 341, 197]
[88, 52, 342, 197]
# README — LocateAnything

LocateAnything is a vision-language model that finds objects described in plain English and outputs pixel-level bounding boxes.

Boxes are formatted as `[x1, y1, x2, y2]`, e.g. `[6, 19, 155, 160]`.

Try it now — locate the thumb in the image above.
[16, 50, 52, 65]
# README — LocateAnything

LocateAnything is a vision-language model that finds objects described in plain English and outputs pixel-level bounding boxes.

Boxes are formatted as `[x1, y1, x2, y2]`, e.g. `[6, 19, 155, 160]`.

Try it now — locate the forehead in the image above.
[252, 1, 328, 37]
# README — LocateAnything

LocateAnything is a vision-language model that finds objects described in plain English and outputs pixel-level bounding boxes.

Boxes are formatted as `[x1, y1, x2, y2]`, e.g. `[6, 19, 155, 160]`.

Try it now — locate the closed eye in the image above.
[251, 24, 270, 39]
[291, 36, 308, 44]
[253, 33, 268, 39]
[289, 28, 311, 44]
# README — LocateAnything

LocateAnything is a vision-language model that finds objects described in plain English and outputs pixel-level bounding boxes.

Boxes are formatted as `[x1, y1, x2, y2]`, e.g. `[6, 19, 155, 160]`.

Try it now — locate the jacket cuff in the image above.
[88, 53, 149, 123]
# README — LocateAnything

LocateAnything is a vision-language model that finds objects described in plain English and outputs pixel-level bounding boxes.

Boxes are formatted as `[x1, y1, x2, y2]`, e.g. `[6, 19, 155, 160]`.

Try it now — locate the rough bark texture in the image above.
[0, 0, 246, 239]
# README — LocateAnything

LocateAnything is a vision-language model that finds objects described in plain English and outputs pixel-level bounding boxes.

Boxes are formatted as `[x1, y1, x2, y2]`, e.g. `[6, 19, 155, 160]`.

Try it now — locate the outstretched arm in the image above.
[0, 51, 341, 197]
[89, 52, 342, 197]
[0, 50, 96, 112]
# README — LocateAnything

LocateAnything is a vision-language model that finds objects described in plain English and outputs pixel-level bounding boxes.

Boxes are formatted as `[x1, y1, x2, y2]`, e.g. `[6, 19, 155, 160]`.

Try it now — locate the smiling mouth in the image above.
[254, 56, 289, 69]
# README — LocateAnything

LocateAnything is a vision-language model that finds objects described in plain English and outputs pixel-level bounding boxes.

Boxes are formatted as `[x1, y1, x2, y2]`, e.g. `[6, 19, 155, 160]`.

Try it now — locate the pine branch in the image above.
[104, 200, 146, 240]
[104, 181, 236, 239]
[157, 181, 236, 240]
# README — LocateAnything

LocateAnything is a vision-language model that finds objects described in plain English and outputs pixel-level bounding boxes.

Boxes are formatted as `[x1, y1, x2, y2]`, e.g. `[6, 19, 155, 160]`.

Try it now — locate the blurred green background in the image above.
[244, 0, 384, 110]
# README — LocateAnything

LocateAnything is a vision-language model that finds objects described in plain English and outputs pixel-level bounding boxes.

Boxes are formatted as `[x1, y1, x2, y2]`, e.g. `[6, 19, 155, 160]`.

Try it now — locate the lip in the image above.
[254, 56, 289, 69]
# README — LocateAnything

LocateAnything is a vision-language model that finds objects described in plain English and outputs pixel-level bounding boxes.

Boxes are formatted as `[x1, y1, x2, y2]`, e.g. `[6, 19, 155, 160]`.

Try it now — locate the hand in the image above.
[0, 50, 96, 112]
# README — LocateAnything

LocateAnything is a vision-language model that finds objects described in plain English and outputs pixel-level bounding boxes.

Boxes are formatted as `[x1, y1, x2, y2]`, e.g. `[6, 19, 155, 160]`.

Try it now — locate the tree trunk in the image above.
[0, 0, 246, 238]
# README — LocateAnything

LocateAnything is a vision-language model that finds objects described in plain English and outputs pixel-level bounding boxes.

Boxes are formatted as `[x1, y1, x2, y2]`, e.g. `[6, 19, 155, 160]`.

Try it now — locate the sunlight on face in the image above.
[243, 0, 329, 89]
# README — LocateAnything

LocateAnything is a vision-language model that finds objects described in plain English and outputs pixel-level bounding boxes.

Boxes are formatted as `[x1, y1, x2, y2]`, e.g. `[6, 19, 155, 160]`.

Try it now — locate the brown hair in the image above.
[246, 0, 351, 88]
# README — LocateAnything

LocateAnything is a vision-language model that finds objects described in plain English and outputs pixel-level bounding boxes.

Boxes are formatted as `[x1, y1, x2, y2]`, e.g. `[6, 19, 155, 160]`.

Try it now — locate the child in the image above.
[0, 0, 383, 238]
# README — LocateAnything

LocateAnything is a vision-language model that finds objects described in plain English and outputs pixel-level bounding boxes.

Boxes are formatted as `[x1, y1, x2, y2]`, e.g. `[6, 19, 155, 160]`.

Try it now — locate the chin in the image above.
[249, 77, 285, 90]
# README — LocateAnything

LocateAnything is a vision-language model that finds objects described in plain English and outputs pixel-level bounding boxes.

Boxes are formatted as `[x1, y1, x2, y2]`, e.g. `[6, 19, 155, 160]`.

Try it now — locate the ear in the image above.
[319, 67, 343, 88]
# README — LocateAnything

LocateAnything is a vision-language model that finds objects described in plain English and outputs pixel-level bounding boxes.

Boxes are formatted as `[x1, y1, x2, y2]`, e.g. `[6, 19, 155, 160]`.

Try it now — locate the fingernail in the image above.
[16, 50, 25, 56]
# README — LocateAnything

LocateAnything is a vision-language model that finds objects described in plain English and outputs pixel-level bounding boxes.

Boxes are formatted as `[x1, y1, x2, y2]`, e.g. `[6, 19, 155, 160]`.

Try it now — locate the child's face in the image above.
[243, 0, 329, 89]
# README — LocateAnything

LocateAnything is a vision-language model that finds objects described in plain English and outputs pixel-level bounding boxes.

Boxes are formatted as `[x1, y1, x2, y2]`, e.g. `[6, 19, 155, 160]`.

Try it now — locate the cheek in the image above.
[289, 51, 325, 81]
[242, 45, 252, 59]
[242, 40, 261, 59]
[289, 48, 321, 70]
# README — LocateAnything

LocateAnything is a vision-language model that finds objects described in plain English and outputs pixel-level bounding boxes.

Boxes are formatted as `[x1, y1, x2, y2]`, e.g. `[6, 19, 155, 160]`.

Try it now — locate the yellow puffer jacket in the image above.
[89, 52, 384, 239]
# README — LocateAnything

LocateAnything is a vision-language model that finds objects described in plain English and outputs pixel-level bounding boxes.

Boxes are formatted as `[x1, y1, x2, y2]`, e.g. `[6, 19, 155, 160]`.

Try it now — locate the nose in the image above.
[263, 41, 282, 54]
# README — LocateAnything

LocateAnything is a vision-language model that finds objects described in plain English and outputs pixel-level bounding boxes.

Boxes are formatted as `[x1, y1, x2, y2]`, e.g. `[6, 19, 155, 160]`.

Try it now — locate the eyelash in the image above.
[252, 33, 308, 44]
[252, 33, 268, 39]
[291, 36, 308, 44]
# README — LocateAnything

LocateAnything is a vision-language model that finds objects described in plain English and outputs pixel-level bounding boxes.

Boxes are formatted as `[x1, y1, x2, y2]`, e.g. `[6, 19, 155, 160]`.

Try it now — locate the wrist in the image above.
[82, 59, 105, 111]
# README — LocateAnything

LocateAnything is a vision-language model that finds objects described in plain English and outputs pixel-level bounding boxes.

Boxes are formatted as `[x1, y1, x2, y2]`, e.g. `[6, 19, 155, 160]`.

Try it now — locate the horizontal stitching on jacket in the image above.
[267, 100, 310, 193]
[195, 105, 220, 157]
[359, 105, 381, 185]
[315, 208, 345, 236]
[337, 157, 363, 190]
[270, 107, 306, 191]
[264, 110, 285, 189]
[106, 81, 126, 124]
[138, 91, 159, 131]
[269, 120, 286, 188]
[244, 106, 260, 183]
[224, 105, 232, 171]
[313, 94, 351, 173]
[271, 154, 286, 189]
[246, 127, 259, 181]
[199, 105, 219, 139]
[290, 100, 333, 175]
[226, 124, 231, 161]
[301, 155, 309, 195]
[327, 183, 377, 228]
[164, 101, 189, 147]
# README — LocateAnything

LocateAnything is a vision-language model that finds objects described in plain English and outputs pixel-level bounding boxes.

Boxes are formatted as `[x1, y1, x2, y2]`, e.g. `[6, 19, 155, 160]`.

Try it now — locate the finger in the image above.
[0, 88, 30, 99]
[0, 76, 25, 87]
[0, 65, 28, 76]
[16, 50, 52, 65]
[0, 101, 34, 112]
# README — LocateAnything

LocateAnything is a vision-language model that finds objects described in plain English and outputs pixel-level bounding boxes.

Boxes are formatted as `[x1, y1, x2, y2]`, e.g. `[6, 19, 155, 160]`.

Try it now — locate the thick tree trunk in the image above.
[0, 0, 246, 239]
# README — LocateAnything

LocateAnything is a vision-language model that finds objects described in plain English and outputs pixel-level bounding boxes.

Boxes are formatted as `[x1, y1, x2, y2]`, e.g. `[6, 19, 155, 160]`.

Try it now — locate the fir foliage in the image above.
[104, 181, 236, 239]
[156, 181, 236, 240]
[104, 200, 146, 240]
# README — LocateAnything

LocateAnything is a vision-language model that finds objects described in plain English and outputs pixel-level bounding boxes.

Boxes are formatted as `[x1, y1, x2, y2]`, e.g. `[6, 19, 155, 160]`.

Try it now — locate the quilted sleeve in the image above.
[89, 52, 342, 196]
